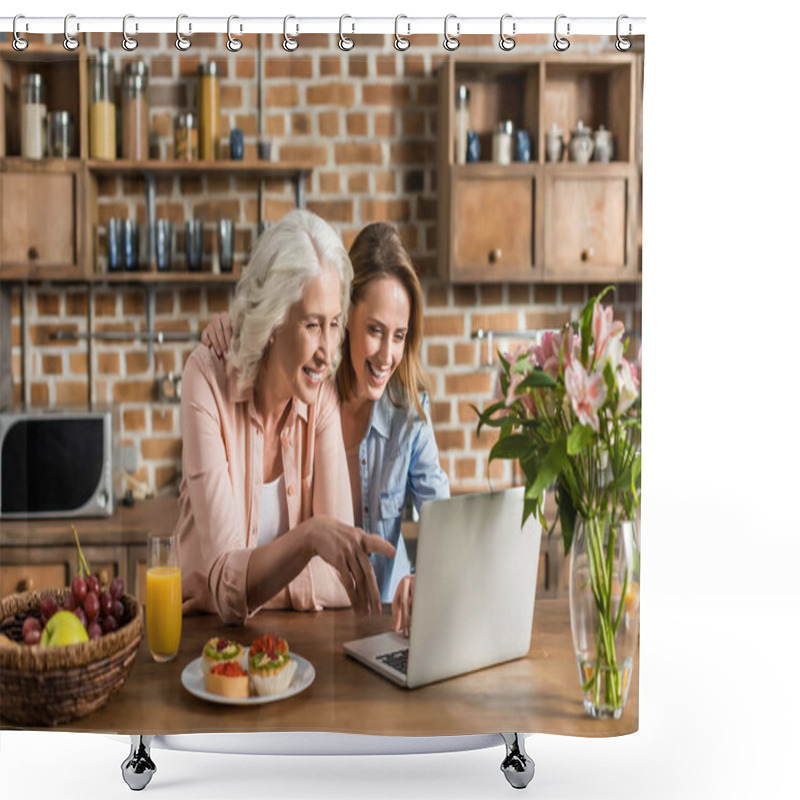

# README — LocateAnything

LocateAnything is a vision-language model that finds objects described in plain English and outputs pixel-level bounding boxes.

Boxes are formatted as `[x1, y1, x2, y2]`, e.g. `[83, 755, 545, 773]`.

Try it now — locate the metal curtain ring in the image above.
[499, 14, 516, 51]
[443, 14, 460, 51]
[283, 15, 299, 52]
[12, 15, 29, 52]
[339, 14, 355, 51]
[122, 14, 138, 51]
[394, 15, 410, 51]
[553, 14, 570, 52]
[64, 13, 80, 51]
[175, 14, 191, 51]
[616, 14, 632, 51]
[227, 15, 243, 52]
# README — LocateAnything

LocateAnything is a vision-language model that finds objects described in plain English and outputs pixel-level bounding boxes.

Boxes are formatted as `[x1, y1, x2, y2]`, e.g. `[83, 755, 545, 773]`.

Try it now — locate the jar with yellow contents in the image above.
[198, 62, 220, 161]
[90, 48, 116, 161]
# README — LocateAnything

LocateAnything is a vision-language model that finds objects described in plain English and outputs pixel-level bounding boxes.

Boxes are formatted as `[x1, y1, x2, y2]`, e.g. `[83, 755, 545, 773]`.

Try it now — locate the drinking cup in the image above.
[155, 219, 173, 271]
[229, 128, 244, 161]
[217, 219, 234, 273]
[185, 220, 204, 272]
[122, 219, 140, 271]
[146, 534, 182, 662]
[106, 218, 124, 272]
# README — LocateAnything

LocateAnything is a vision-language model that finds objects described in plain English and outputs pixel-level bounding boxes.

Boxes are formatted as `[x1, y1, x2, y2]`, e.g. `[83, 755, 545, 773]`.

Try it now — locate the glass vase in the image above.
[569, 512, 640, 719]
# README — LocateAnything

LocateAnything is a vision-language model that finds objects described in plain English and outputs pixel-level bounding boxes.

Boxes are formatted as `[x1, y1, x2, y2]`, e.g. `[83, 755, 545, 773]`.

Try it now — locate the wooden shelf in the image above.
[90, 271, 239, 285]
[87, 159, 312, 179]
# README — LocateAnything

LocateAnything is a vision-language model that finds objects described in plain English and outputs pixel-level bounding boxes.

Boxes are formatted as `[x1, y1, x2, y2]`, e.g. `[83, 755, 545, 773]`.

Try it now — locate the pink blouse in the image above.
[176, 345, 353, 624]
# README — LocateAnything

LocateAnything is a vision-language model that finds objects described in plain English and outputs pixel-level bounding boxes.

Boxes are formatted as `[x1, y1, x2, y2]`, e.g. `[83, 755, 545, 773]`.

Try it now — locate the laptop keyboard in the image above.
[377, 648, 409, 675]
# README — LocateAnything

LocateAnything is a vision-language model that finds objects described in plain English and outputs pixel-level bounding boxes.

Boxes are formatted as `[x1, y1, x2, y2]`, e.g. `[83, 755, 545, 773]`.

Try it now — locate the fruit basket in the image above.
[0, 588, 142, 727]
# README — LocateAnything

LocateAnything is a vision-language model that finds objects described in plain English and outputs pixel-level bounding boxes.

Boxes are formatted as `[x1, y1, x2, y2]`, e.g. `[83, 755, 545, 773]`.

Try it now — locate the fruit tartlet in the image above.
[205, 661, 250, 699]
[249, 633, 297, 696]
[202, 636, 247, 677]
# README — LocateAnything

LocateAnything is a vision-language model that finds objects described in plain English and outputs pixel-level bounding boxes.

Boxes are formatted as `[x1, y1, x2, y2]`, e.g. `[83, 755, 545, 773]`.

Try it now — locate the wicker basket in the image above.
[0, 588, 142, 727]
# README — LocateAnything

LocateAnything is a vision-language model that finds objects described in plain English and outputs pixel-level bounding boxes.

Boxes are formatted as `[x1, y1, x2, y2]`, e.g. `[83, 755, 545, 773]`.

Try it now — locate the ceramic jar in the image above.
[545, 123, 564, 163]
[593, 125, 614, 163]
[568, 120, 594, 164]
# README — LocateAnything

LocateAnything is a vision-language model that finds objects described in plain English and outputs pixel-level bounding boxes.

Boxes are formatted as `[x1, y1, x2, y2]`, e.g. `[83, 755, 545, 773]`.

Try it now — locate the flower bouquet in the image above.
[475, 287, 641, 718]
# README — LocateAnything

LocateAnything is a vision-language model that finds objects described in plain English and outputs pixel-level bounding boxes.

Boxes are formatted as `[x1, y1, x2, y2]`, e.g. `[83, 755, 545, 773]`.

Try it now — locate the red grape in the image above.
[109, 576, 125, 600]
[99, 590, 112, 617]
[22, 616, 41, 638]
[83, 591, 100, 621]
[86, 574, 100, 596]
[101, 615, 118, 634]
[74, 607, 88, 628]
[111, 600, 125, 622]
[63, 591, 77, 612]
[23, 628, 41, 646]
[87, 622, 102, 640]
[72, 575, 88, 604]
[40, 594, 57, 621]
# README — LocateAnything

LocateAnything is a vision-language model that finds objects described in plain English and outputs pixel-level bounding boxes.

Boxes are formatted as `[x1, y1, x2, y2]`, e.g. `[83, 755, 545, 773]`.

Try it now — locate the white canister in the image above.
[492, 120, 515, 165]
[21, 73, 47, 160]
[454, 85, 470, 165]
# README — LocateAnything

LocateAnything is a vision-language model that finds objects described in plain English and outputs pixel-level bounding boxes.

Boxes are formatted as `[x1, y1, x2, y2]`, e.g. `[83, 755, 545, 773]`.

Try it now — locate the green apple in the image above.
[40, 610, 89, 647]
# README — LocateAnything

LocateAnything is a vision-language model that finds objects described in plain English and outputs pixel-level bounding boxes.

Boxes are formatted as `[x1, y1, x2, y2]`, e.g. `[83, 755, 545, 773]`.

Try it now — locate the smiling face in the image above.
[346, 276, 412, 403]
[266, 263, 343, 407]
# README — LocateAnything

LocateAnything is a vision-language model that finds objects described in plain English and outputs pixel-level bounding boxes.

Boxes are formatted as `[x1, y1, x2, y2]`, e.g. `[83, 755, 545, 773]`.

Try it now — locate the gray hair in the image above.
[227, 210, 353, 392]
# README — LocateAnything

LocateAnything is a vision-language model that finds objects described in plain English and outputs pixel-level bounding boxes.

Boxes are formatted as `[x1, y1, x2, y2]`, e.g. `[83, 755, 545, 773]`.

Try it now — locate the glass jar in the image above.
[20, 73, 46, 160]
[47, 111, 74, 159]
[198, 62, 220, 161]
[90, 48, 116, 160]
[492, 120, 515, 165]
[454, 85, 470, 165]
[122, 61, 149, 161]
[174, 111, 198, 162]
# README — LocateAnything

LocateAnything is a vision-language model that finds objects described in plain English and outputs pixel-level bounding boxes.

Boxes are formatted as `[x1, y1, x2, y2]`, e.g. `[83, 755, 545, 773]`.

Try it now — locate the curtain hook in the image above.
[394, 15, 410, 51]
[122, 14, 138, 51]
[443, 14, 460, 51]
[175, 14, 191, 51]
[553, 14, 570, 52]
[283, 15, 299, 52]
[64, 13, 80, 51]
[227, 15, 243, 52]
[616, 15, 632, 51]
[499, 14, 516, 51]
[12, 15, 29, 52]
[338, 14, 355, 51]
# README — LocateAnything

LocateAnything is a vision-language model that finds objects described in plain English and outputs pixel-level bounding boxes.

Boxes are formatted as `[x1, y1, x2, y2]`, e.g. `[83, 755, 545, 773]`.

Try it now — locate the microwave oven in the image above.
[0, 411, 115, 519]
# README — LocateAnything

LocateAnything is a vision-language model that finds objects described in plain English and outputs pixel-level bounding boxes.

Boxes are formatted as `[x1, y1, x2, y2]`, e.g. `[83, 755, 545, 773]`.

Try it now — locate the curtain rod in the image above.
[1, 16, 646, 38]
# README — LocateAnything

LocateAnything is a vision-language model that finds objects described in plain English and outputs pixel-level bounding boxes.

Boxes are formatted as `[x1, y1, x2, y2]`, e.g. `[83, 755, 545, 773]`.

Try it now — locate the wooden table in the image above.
[3, 599, 638, 738]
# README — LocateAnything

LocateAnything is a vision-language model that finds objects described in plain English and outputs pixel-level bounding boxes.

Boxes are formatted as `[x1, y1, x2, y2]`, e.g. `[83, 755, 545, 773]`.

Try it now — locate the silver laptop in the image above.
[343, 487, 541, 689]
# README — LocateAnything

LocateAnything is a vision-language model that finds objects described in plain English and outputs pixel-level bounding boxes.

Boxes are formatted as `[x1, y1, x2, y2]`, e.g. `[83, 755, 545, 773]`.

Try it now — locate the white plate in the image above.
[181, 649, 315, 706]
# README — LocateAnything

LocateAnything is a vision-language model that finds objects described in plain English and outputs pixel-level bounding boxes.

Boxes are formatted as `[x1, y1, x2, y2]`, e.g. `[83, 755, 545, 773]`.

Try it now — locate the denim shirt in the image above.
[355, 391, 450, 602]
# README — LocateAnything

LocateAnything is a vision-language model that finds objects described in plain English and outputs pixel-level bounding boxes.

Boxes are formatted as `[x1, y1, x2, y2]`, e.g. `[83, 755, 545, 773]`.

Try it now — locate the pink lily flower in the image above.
[565, 361, 607, 431]
[533, 330, 562, 378]
[592, 303, 625, 365]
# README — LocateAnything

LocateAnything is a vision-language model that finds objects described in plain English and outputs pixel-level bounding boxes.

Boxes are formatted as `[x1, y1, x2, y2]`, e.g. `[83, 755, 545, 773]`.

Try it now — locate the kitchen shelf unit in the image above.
[437, 52, 643, 284]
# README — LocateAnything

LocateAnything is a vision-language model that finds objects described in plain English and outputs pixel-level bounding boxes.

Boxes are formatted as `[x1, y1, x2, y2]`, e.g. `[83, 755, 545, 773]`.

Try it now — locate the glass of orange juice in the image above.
[146, 534, 182, 662]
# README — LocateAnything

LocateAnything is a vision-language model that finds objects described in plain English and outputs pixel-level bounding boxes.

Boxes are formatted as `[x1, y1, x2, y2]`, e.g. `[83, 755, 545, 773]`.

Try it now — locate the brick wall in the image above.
[7, 32, 642, 497]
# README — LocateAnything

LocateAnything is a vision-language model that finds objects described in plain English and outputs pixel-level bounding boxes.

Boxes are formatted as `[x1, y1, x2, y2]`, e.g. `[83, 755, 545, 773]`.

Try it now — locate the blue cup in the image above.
[516, 129, 532, 163]
[230, 129, 244, 161]
[466, 129, 481, 163]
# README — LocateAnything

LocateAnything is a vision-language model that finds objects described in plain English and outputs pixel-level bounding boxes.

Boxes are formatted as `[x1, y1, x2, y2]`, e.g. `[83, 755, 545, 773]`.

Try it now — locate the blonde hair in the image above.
[336, 222, 429, 420]
[227, 210, 353, 391]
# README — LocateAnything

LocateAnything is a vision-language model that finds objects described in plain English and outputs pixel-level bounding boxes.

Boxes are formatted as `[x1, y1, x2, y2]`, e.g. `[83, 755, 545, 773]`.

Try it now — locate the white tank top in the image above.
[258, 474, 290, 546]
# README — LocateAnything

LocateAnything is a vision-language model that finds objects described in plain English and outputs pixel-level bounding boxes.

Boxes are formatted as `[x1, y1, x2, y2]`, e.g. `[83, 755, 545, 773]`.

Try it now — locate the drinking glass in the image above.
[155, 219, 173, 271]
[185, 220, 203, 272]
[122, 219, 139, 271]
[217, 219, 234, 273]
[107, 218, 124, 271]
[146, 534, 182, 662]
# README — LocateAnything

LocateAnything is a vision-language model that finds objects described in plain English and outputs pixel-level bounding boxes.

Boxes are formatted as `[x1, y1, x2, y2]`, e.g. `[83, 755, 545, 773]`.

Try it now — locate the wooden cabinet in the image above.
[438, 53, 642, 283]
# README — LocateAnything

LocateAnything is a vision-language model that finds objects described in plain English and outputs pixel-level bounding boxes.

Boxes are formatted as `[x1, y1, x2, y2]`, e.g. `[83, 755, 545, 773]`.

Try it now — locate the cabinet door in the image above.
[448, 168, 541, 282]
[543, 165, 637, 281]
[0, 164, 87, 280]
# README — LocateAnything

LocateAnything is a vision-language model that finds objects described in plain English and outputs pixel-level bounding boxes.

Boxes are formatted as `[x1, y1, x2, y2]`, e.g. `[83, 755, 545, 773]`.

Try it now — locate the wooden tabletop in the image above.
[4, 599, 638, 738]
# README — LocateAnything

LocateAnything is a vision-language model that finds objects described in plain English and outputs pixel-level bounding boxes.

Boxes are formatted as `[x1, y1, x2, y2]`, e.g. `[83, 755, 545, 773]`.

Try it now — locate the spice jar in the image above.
[122, 61, 149, 161]
[454, 85, 470, 165]
[198, 62, 220, 161]
[20, 74, 47, 160]
[47, 111, 74, 159]
[90, 48, 116, 160]
[174, 111, 198, 162]
[492, 120, 515, 165]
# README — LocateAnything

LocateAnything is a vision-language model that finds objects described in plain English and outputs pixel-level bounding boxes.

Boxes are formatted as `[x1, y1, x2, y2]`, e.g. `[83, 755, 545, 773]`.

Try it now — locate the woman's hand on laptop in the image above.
[201, 311, 232, 359]
[391, 574, 415, 637]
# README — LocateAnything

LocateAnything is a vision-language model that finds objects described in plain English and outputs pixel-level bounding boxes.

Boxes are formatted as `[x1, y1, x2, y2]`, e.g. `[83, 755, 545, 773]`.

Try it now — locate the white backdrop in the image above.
[2, 1, 798, 798]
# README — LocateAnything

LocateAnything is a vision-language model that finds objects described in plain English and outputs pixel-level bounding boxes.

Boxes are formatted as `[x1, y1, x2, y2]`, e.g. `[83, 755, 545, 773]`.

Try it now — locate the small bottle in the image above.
[454, 85, 470, 165]
[492, 120, 515, 165]
[174, 111, 198, 162]
[121, 61, 149, 161]
[20, 74, 47, 160]
[90, 49, 116, 160]
[198, 62, 220, 161]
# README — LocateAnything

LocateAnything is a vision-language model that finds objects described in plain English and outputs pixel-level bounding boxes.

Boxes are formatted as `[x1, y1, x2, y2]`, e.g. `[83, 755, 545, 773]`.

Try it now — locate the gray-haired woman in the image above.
[176, 210, 394, 625]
